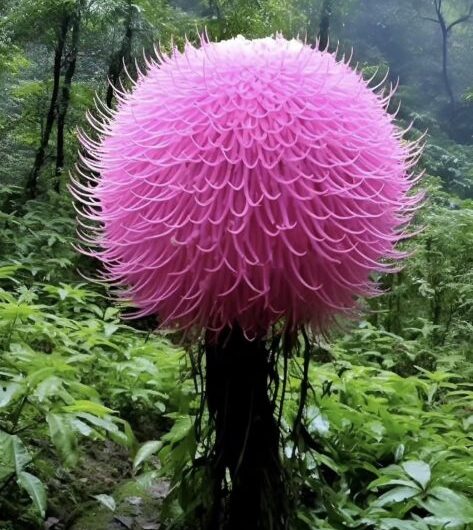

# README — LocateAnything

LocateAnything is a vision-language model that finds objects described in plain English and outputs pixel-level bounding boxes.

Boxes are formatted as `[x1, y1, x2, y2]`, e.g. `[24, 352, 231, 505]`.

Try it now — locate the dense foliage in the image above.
[0, 1, 472, 529]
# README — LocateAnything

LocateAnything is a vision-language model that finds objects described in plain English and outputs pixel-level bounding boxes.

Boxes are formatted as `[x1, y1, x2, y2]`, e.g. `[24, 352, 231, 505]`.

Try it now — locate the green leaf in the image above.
[375, 518, 429, 530]
[34, 376, 65, 402]
[0, 431, 31, 476]
[103, 323, 119, 337]
[93, 494, 116, 512]
[374, 486, 420, 507]
[47, 413, 78, 467]
[421, 487, 473, 526]
[394, 444, 405, 463]
[0, 382, 23, 408]
[402, 460, 431, 490]
[76, 412, 119, 433]
[133, 440, 162, 470]
[0, 264, 21, 281]
[162, 415, 192, 444]
[62, 400, 115, 417]
[70, 418, 93, 437]
[369, 477, 420, 491]
[17, 471, 46, 518]
[307, 406, 330, 436]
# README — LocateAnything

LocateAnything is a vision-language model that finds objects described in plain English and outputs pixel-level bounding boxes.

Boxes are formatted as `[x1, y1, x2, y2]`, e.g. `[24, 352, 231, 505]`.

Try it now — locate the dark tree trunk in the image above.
[105, 0, 133, 109]
[439, 18, 455, 107]
[205, 327, 287, 530]
[55, 5, 81, 193]
[318, 0, 333, 51]
[25, 15, 69, 198]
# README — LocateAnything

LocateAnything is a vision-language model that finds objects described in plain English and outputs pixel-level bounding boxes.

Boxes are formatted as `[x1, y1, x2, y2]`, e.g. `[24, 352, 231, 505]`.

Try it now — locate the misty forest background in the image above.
[0, 0, 472, 529]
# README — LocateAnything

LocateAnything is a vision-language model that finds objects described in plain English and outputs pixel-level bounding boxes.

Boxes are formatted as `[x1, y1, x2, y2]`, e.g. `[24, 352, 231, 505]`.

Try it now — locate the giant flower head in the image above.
[72, 35, 422, 337]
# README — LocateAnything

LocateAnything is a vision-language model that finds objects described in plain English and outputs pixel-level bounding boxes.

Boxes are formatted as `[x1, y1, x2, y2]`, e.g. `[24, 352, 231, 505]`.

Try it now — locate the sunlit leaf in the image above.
[374, 486, 420, 507]
[133, 440, 162, 470]
[0, 430, 31, 476]
[0, 382, 23, 408]
[93, 494, 116, 512]
[17, 471, 46, 517]
[47, 413, 78, 467]
[402, 461, 431, 490]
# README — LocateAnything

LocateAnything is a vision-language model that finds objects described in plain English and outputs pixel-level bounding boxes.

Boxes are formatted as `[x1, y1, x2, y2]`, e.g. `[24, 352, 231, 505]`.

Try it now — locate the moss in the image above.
[71, 478, 162, 530]
[70, 506, 114, 530]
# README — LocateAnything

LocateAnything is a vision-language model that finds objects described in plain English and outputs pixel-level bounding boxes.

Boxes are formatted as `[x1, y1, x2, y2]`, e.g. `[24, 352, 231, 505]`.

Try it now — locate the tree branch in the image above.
[447, 3, 473, 32]
[421, 15, 441, 23]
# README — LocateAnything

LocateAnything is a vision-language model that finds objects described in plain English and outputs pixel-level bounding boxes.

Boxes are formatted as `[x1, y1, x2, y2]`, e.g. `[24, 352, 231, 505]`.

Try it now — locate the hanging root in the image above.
[204, 326, 292, 530]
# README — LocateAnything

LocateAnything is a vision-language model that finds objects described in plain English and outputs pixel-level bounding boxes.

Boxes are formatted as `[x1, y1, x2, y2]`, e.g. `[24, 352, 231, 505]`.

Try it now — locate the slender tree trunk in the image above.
[25, 15, 69, 198]
[54, 5, 81, 193]
[431, 0, 473, 107]
[105, 0, 133, 109]
[439, 21, 455, 107]
[205, 327, 287, 530]
[318, 0, 333, 51]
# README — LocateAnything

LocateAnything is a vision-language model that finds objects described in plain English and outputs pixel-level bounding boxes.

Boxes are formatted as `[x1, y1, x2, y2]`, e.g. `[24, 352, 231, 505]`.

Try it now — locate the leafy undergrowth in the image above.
[0, 195, 472, 529]
[0, 271, 190, 528]
[283, 346, 473, 529]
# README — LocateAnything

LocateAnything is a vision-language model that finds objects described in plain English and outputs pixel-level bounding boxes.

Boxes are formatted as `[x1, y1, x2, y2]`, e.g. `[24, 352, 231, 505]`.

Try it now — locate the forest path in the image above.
[44, 441, 169, 530]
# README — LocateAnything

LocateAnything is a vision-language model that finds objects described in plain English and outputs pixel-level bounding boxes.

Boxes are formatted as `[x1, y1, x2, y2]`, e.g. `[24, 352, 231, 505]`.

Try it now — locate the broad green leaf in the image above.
[375, 518, 430, 530]
[0, 430, 31, 476]
[307, 406, 330, 436]
[93, 494, 116, 512]
[27, 368, 59, 388]
[394, 444, 405, 463]
[368, 477, 420, 490]
[47, 413, 78, 467]
[0, 382, 23, 408]
[0, 265, 21, 281]
[34, 376, 65, 402]
[62, 400, 115, 417]
[162, 415, 193, 444]
[133, 441, 162, 470]
[421, 487, 473, 526]
[76, 412, 119, 433]
[70, 418, 93, 437]
[402, 461, 431, 490]
[17, 471, 46, 518]
[103, 323, 119, 337]
[374, 486, 420, 507]
[367, 421, 386, 441]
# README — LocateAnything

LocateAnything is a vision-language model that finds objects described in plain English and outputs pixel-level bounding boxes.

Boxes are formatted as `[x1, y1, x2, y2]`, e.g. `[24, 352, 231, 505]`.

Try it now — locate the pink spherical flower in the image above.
[72, 35, 422, 337]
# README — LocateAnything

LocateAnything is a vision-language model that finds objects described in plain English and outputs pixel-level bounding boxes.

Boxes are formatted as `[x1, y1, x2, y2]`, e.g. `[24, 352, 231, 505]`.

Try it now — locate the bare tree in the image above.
[423, 0, 473, 106]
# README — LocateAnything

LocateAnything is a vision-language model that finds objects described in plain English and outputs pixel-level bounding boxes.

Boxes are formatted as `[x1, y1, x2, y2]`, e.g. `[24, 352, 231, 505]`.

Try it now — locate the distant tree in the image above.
[102, 0, 189, 108]
[422, 0, 473, 106]
[318, 0, 333, 49]
[301, 0, 358, 50]
[55, 0, 84, 192]
[17, 1, 74, 197]
[203, 0, 307, 40]
[2, 0, 92, 197]
[105, 0, 135, 108]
